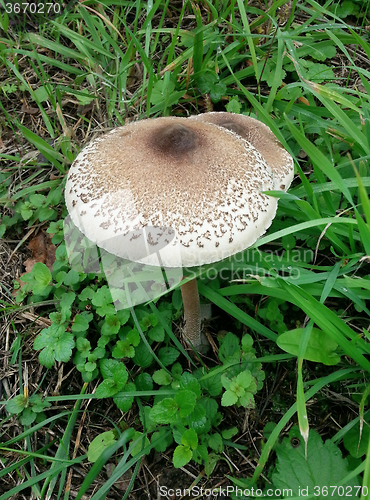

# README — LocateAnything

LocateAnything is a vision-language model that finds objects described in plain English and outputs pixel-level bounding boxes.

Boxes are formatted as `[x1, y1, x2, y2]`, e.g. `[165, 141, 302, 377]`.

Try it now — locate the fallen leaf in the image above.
[13, 231, 56, 296]
[23, 231, 56, 273]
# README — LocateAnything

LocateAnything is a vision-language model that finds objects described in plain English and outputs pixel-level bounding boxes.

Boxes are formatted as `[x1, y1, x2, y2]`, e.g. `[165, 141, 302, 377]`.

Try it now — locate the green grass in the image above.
[1, 0, 370, 498]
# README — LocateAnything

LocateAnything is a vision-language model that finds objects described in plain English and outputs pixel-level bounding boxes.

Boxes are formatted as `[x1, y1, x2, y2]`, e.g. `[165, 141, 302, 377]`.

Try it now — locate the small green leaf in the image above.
[174, 390, 197, 418]
[208, 433, 223, 453]
[173, 445, 192, 468]
[158, 346, 180, 366]
[153, 369, 172, 386]
[152, 428, 173, 452]
[150, 398, 178, 424]
[6, 395, 28, 414]
[222, 427, 238, 440]
[235, 371, 252, 389]
[72, 314, 91, 333]
[198, 397, 218, 424]
[95, 379, 119, 399]
[132, 342, 154, 368]
[225, 97, 241, 114]
[179, 372, 201, 399]
[130, 431, 150, 457]
[221, 390, 238, 407]
[135, 373, 153, 392]
[63, 269, 80, 286]
[33, 262, 51, 286]
[112, 363, 129, 391]
[219, 332, 240, 363]
[277, 328, 341, 365]
[33, 85, 51, 102]
[181, 429, 198, 450]
[20, 408, 37, 426]
[148, 324, 165, 342]
[187, 403, 207, 433]
[88, 431, 117, 462]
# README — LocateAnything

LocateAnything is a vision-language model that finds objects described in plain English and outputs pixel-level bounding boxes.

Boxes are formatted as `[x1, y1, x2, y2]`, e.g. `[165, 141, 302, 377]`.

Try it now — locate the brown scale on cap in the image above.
[189, 112, 294, 192]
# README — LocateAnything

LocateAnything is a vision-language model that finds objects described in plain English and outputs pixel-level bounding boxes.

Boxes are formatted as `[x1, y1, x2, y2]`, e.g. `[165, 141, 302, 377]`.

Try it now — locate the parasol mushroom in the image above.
[64, 116, 287, 352]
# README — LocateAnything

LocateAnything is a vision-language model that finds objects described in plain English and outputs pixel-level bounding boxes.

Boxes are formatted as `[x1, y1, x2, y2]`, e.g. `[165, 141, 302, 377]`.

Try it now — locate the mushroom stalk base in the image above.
[180, 278, 202, 349]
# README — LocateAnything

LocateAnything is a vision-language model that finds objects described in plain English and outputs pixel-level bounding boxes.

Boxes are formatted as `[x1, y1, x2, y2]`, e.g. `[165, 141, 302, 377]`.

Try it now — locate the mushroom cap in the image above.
[189, 112, 294, 191]
[65, 116, 278, 268]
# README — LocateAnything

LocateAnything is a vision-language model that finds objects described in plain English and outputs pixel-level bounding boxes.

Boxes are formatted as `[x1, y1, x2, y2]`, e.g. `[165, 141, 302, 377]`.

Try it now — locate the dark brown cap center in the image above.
[151, 123, 197, 156]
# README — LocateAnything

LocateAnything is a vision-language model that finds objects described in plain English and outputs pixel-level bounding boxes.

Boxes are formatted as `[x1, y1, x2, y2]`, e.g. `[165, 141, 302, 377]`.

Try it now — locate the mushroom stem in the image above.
[180, 277, 201, 348]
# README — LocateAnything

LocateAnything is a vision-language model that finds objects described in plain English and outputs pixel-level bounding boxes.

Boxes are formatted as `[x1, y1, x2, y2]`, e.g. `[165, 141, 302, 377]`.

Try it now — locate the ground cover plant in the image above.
[1, 0, 370, 498]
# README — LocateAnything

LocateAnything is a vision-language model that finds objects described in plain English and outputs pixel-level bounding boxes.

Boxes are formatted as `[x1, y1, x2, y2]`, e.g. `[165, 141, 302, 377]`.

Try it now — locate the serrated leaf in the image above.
[226, 97, 241, 114]
[200, 369, 223, 396]
[20, 408, 36, 426]
[148, 324, 165, 342]
[158, 346, 180, 366]
[181, 428, 198, 450]
[235, 370, 252, 389]
[6, 395, 27, 414]
[38, 346, 56, 368]
[53, 332, 75, 362]
[63, 269, 80, 286]
[113, 382, 136, 413]
[307, 42, 336, 61]
[221, 390, 238, 407]
[112, 364, 128, 391]
[271, 427, 360, 496]
[150, 80, 175, 104]
[150, 398, 178, 424]
[179, 372, 201, 399]
[305, 62, 335, 83]
[78, 287, 95, 302]
[187, 403, 207, 433]
[132, 342, 154, 368]
[33, 85, 51, 102]
[135, 372, 153, 392]
[174, 389, 197, 418]
[112, 340, 135, 359]
[219, 332, 240, 363]
[95, 379, 119, 399]
[153, 369, 172, 386]
[92, 286, 112, 308]
[197, 397, 218, 424]
[209, 81, 226, 103]
[100, 358, 120, 379]
[72, 314, 91, 333]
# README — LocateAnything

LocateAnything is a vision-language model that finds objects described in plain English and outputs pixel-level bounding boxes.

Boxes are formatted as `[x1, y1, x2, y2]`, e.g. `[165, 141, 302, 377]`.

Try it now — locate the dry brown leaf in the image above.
[23, 231, 56, 273]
